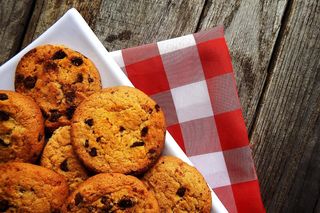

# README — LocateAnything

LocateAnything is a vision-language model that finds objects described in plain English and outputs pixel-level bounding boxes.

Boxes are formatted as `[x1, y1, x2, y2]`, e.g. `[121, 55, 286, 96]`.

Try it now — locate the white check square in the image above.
[190, 152, 231, 188]
[157, 34, 196, 54]
[171, 80, 213, 123]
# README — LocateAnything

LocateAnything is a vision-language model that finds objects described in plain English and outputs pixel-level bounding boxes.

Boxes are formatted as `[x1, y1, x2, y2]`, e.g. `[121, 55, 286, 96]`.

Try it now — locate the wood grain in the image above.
[22, 0, 103, 48]
[197, 0, 288, 131]
[0, 0, 34, 65]
[251, 0, 320, 212]
[93, 0, 205, 51]
[22, 0, 206, 51]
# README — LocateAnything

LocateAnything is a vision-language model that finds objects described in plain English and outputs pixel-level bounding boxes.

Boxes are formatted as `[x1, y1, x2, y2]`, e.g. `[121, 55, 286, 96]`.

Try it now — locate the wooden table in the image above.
[1, 0, 319, 212]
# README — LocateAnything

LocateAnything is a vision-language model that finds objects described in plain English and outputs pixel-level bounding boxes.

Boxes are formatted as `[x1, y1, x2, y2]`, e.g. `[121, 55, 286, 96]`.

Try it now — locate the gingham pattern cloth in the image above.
[110, 26, 265, 213]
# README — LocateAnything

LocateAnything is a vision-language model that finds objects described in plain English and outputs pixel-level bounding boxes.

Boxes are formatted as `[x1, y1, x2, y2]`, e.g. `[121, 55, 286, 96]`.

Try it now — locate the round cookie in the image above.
[71, 86, 166, 175]
[41, 126, 89, 191]
[0, 90, 44, 163]
[0, 162, 69, 212]
[63, 173, 159, 212]
[142, 156, 212, 212]
[15, 44, 102, 132]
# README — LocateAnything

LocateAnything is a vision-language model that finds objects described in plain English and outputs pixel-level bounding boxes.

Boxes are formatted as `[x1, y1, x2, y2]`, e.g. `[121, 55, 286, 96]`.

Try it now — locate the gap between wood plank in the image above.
[249, 0, 294, 140]
[195, 0, 209, 32]
[16, 0, 37, 52]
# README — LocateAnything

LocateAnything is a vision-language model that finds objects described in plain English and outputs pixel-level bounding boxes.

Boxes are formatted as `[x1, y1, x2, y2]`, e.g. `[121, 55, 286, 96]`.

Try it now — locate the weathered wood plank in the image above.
[250, 0, 320, 212]
[0, 0, 35, 65]
[22, 0, 206, 51]
[22, 0, 103, 48]
[197, 0, 288, 131]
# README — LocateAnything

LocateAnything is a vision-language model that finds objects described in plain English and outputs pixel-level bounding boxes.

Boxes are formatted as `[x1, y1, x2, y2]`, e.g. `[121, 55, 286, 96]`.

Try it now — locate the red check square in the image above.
[125, 56, 170, 95]
[231, 180, 265, 213]
[167, 124, 185, 152]
[214, 109, 249, 150]
[197, 38, 233, 79]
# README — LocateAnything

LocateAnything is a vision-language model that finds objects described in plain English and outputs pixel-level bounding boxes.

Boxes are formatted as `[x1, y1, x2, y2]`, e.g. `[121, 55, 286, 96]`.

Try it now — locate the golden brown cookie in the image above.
[15, 44, 102, 132]
[142, 156, 212, 213]
[0, 90, 44, 163]
[41, 126, 89, 191]
[71, 86, 166, 175]
[63, 173, 159, 212]
[0, 162, 69, 212]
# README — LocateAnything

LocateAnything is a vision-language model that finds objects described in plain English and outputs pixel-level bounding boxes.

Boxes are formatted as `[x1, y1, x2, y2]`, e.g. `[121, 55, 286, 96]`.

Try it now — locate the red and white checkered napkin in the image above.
[110, 26, 265, 213]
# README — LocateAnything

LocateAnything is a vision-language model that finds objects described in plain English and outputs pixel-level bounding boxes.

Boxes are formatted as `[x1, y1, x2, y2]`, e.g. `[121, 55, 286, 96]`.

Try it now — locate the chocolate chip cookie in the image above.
[0, 90, 44, 163]
[142, 156, 212, 212]
[63, 173, 159, 212]
[15, 44, 102, 132]
[41, 126, 89, 191]
[71, 86, 166, 175]
[0, 162, 69, 212]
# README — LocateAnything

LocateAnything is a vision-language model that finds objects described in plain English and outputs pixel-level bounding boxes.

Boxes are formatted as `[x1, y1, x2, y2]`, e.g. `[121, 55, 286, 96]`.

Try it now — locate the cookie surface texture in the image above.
[63, 173, 159, 212]
[0, 162, 69, 212]
[142, 156, 212, 213]
[15, 44, 102, 131]
[41, 126, 89, 191]
[0, 90, 44, 163]
[71, 86, 166, 174]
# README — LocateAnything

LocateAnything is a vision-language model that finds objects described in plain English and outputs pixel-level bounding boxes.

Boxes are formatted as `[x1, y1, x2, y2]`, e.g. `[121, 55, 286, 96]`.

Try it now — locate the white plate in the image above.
[0, 8, 227, 213]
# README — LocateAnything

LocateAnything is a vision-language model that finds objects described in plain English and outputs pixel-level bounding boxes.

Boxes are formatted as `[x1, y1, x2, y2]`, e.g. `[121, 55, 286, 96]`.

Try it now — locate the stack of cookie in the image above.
[0, 45, 212, 212]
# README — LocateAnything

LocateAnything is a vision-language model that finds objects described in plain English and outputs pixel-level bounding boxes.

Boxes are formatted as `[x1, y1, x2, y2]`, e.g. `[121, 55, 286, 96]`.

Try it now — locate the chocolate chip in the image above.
[67, 204, 73, 211]
[75, 193, 83, 206]
[0, 111, 9, 121]
[60, 159, 69, 172]
[147, 148, 157, 161]
[176, 187, 186, 197]
[19, 187, 26, 193]
[38, 134, 43, 142]
[84, 139, 89, 148]
[15, 74, 24, 84]
[51, 208, 61, 213]
[130, 141, 145, 148]
[85, 118, 93, 127]
[101, 196, 108, 205]
[100, 196, 113, 212]
[71, 57, 83, 66]
[23, 76, 37, 89]
[49, 111, 62, 122]
[155, 104, 160, 112]
[65, 91, 76, 104]
[0, 93, 8, 100]
[119, 126, 125, 132]
[89, 148, 97, 157]
[75, 73, 83, 83]
[0, 138, 9, 147]
[118, 197, 134, 209]
[141, 126, 148, 137]
[66, 106, 76, 120]
[96, 136, 102, 142]
[52, 50, 67, 60]
[88, 77, 94, 83]
[44, 61, 58, 72]
[0, 200, 9, 212]
[148, 149, 156, 154]
[87, 206, 94, 212]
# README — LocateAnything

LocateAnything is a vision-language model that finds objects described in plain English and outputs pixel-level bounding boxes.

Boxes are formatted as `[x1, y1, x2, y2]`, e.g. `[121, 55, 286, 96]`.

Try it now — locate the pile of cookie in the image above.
[0, 45, 212, 212]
